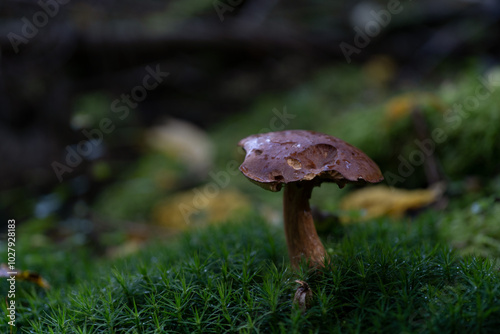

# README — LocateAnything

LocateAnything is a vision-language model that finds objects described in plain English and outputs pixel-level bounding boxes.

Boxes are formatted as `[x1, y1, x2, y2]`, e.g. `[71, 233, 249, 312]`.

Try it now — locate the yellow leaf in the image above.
[384, 93, 445, 123]
[0, 263, 50, 289]
[340, 184, 443, 223]
[153, 188, 250, 230]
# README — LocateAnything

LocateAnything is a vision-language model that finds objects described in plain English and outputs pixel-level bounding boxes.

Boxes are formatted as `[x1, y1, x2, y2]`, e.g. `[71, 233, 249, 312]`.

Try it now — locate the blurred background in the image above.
[1, 0, 500, 261]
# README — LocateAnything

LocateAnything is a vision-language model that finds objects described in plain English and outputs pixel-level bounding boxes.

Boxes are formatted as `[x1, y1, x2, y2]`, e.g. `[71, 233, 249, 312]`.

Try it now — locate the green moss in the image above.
[3, 211, 500, 333]
[439, 197, 500, 259]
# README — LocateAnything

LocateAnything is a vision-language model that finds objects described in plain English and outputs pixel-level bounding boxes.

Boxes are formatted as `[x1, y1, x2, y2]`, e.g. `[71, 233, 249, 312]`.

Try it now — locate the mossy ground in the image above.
[2, 209, 500, 333]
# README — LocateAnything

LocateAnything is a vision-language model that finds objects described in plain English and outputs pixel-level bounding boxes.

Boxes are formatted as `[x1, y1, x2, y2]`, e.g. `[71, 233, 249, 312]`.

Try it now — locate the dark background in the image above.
[1, 0, 499, 233]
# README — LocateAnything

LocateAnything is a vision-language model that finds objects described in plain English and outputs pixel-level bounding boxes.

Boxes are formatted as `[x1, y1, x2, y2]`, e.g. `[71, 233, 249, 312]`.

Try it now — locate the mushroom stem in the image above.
[283, 182, 326, 268]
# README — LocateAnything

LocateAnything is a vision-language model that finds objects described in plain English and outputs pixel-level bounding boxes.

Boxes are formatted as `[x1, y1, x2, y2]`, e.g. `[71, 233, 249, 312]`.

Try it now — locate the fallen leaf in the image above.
[340, 184, 444, 223]
[144, 118, 214, 177]
[384, 93, 444, 123]
[0, 263, 50, 289]
[153, 188, 250, 230]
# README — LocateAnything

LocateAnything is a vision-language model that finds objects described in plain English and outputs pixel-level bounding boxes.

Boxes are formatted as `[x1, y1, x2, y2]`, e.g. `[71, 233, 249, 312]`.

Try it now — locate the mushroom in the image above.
[238, 130, 383, 268]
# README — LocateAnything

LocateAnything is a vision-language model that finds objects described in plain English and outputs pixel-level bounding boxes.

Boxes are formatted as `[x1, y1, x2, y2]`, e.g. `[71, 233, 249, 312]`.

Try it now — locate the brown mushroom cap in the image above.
[238, 130, 383, 191]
